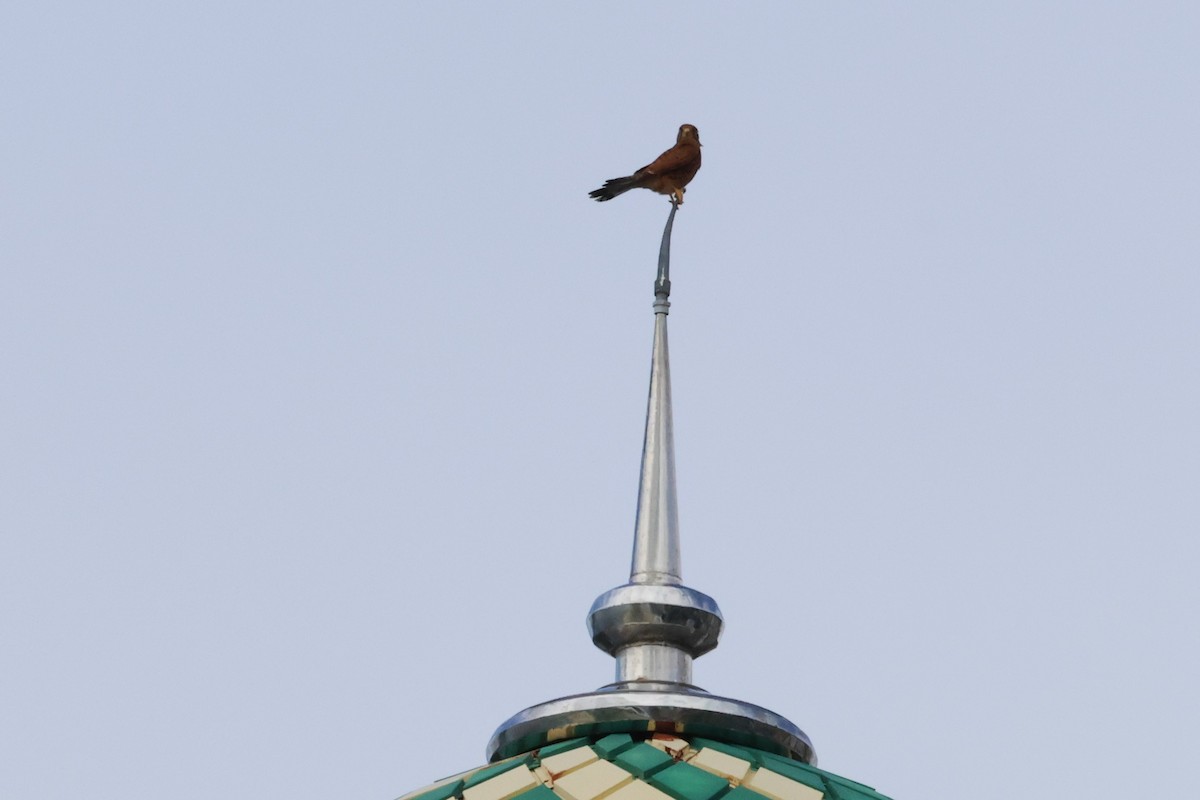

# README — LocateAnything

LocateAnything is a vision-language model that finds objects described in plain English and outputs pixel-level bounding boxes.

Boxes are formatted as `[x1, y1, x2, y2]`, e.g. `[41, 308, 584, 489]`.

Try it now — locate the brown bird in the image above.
[589, 124, 702, 205]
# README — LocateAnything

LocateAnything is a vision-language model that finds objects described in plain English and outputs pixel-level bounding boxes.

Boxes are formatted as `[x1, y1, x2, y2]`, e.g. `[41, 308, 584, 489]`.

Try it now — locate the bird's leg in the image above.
[672, 188, 684, 206]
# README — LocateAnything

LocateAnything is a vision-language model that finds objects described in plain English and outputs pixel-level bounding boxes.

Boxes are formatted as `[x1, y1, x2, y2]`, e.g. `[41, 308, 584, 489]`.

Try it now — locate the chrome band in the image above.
[487, 688, 816, 765]
[587, 583, 723, 657]
[614, 643, 693, 685]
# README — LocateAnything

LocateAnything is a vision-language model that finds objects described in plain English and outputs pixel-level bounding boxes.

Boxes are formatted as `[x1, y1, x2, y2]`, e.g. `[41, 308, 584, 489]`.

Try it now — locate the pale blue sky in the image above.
[2, 4, 1198, 799]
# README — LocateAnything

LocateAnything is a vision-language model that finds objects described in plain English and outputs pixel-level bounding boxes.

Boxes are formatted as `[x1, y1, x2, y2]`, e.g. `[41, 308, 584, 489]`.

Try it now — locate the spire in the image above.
[630, 202, 680, 586]
[587, 202, 721, 689]
[488, 203, 815, 765]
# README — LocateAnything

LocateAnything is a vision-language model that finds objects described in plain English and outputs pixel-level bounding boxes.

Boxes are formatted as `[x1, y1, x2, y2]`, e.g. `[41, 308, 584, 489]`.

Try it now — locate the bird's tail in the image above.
[588, 175, 639, 202]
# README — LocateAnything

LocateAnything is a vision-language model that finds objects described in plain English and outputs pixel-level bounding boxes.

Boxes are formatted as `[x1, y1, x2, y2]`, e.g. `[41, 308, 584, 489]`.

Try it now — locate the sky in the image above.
[2, 3, 1198, 799]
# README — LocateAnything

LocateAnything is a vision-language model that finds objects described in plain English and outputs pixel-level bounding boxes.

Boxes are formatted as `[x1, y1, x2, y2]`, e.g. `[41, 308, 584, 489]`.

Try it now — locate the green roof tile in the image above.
[821, 772, 878, 795]
[536, 738, 590, 759]
[825, 784, 884, 800]
[613, 742, 675, 778]
[407, 779, 465, 800]
[823, 776, 887, 800]
[462, 759, 523, 789]
[593, 733, 637, 759]
[721, 787, 771, 800]
[512, 786, 559, 800]
[650, 761, 730, 800]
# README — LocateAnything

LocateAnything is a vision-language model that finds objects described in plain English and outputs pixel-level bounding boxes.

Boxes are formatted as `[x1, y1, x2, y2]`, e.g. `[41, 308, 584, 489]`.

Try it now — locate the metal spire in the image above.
[587, 201, 720, 689]
[631, 201, 680, 586]
[487, 202, 815, 765]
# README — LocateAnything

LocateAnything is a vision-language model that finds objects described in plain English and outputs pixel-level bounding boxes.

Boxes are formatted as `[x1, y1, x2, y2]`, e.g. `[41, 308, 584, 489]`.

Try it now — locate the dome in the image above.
[398, 735, 889, 800]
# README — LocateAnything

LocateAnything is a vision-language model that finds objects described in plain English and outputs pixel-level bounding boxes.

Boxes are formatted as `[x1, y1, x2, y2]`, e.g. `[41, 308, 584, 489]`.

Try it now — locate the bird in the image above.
[589, 124, 702, 206]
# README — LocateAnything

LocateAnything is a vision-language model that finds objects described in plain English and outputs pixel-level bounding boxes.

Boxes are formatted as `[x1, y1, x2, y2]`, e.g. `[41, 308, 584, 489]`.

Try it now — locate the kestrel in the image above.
[589, 124, 702, 206]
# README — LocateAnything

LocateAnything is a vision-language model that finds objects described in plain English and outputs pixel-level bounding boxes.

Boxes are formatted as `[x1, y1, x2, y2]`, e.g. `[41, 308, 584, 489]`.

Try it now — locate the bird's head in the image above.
[678, 124, 701, 146]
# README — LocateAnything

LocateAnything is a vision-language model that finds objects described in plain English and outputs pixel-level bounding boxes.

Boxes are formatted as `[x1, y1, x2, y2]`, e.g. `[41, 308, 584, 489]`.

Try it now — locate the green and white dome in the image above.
[399, 735, 889, 800]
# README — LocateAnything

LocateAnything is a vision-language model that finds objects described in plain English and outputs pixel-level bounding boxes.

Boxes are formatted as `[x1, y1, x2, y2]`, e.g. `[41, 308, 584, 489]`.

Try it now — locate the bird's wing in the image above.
[638, 143, 699, 176]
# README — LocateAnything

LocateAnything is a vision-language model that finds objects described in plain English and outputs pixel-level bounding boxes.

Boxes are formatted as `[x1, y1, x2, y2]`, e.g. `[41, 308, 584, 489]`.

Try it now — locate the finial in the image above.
[487, 202, 815, 765]
[654, 199, 677, 299]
